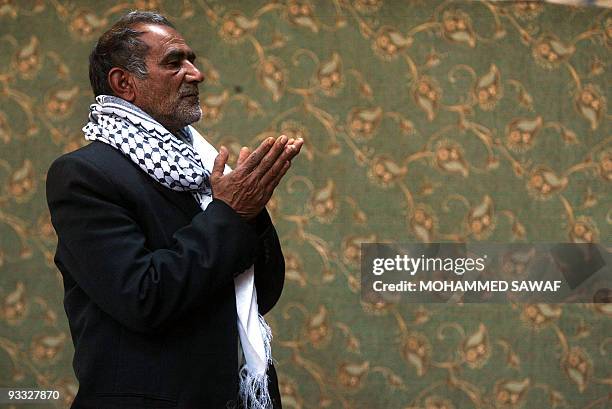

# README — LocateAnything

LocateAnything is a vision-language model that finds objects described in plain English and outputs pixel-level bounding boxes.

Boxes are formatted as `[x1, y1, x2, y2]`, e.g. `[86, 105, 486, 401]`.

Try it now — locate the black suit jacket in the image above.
[46, 141, 285, 409]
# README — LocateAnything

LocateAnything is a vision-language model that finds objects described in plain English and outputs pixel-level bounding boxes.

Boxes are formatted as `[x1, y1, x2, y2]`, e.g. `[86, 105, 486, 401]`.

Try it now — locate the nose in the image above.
[186, 61, 204, 83]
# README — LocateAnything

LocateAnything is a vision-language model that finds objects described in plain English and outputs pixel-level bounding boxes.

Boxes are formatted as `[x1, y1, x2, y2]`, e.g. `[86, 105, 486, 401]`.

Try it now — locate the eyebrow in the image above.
[161, 48, 196, 63]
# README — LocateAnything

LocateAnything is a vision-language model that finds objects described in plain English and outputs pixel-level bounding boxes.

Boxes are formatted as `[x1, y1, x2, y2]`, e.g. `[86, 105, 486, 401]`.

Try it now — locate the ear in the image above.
[108, 67, 136, 101]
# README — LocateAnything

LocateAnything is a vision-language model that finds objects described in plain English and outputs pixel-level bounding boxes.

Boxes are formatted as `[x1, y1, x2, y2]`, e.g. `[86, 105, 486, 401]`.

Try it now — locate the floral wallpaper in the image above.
[0, 1, 610, 408]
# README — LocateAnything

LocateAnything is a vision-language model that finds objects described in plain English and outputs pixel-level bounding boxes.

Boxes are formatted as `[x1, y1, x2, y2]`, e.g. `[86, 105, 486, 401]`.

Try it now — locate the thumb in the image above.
[212, 146, 228, 179]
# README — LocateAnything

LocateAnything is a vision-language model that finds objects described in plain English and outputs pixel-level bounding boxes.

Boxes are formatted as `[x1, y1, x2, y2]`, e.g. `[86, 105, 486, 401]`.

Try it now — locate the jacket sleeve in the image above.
[46, 154, 259, 334]
[252, 209, 285, 315]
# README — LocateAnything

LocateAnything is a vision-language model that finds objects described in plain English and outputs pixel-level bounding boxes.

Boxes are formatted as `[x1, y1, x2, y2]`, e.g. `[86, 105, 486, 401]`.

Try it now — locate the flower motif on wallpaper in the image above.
[284, 251, 307, 287]
[308, 179, 337, 223]
[505, 116, 543, 153]
[368, 155, 407, 188]
[441, 9, 476, 48]
[30, 332, 66, 364]
[257, 56, 286, 101]
[317, 52, 343, 96]
[347, 106, 382, 140]
[284, 0, 319, 33]
[562, 347, 592, 393]
[409, 205, 437, 242]
[1, 282, 28, 325]
[493, 378, 530, 409]
[219, 11, 258, 43]
[460, 323, 490, 369]
[532, 34, 575, 69]
[12, 36, 41, 79]
[412, 76, 442, 122]
[574, 84, 606, 130]
[200, 90, 229, 123]
[69, 9, 107, 39]
[7, 159, 36, 202]
[466, 195, 496, 240]
[337, 360, 369, 389]
[401, 332, 431, 376]
[521, 304, 562, 329]
[526, 166, 568, 200]
[568, 216, 599, 243]
[433, 140, 469, 177]
[44, 86, 80, 120]
[306, 305, 331, 348]
[474, 64, 503, 111]
[372, 26, 413, 60]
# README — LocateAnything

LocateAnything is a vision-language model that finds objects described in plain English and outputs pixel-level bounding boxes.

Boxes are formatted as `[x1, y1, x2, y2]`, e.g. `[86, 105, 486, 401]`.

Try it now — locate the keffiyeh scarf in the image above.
[83, 95, 274, 409]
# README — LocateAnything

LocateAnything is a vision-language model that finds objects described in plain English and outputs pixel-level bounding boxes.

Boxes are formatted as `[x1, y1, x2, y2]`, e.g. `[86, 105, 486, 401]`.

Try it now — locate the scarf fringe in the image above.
[238, 314, 273, 409]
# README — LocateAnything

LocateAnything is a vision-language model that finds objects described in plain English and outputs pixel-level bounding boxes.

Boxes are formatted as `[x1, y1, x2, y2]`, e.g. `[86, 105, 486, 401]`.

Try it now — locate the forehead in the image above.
[136, 23, 192, 58]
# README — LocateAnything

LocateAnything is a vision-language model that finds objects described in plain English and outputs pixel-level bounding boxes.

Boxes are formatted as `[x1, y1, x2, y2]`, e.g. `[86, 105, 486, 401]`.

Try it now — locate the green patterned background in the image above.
[0, 0, 611, 408]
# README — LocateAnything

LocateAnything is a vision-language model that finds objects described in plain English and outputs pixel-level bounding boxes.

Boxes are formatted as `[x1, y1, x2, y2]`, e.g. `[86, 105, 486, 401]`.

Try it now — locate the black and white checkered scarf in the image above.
[83, 95, 274, 409]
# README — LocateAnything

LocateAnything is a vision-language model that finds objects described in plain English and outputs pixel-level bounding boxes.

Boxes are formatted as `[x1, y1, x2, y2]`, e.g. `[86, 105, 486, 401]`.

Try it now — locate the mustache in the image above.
[179, 86, 199, 97]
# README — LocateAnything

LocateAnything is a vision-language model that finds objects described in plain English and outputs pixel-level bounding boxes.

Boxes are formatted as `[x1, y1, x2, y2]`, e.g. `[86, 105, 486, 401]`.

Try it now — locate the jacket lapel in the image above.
[149, 181, 202, 219]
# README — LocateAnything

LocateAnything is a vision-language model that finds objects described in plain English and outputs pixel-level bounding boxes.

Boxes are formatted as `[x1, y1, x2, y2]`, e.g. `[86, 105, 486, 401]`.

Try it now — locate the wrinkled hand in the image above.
[210, 135, 303, 221]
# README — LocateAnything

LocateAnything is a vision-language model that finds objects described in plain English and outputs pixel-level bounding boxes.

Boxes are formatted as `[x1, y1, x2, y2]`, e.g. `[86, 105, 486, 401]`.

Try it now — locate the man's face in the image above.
[131, 24, 204, 132]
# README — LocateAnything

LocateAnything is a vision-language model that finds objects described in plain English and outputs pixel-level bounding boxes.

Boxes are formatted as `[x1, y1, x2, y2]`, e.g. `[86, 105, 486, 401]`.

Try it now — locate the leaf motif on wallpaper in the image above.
[526, 166, 568, 200]
[433, 140, 469, 177]
[441, 9, 476, 48]
[308, 179, 338, 223]
[474, 64, 503, 111]
[347, 106, 383, 140]
[7, 159, 36, 202]
[219, 11, 259, 43]
[317, 52, 343, 96]
[201, 90, 229, 123]
[44, 86, 80, 120]
[574, 84, 606, 130]
[284, 251, 307, 288]
[461, 323, 490, 368]
[337, 360, 369, 389]
[12, 35, 41, 79]
[257, 56, 286, 101]
[278, 377, 303, 409]
[306, 305, 331, 348]
[341, 234, 376, 266]
[532, 34, 576, 70]
[1, 281, 28, 325]
[409, 205, 437, 242]
[284, 0, 319, 33]
[424, 396, 455, 409]
[466, 195, 496, 240]
[372, 26, 413, 60]
[521, 304, 562, 329]
[562, 347, 592, 393]
[401, 332, 431, 377]
[367, 155, 408, 188]
[30, 332, 67, 364]
[493, 378, 530, 408]
[501, 246, 536, 278]
[567, 216, 599, 243]
[412, 76, 441, 121]
[69, 9, 108, 39]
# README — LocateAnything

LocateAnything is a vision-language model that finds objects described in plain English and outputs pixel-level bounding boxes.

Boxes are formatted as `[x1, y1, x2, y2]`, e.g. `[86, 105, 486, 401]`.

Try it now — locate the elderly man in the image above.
[46, 11, 301, 409]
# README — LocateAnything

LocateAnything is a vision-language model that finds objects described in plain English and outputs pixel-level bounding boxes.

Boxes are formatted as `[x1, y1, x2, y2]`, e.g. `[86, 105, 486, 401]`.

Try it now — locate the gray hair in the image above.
[88, 11, 174, 96]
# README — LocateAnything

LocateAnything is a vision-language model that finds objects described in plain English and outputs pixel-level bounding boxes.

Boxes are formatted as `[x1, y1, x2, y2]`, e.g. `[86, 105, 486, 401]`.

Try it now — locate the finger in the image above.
[241, 137, 276, 173]
[236, 146, 250, 167]
[252, 135, 289, 177]
[212, 146, 228, 179]
[259, 142, 297, 187]
[265, 160, 291, 196]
